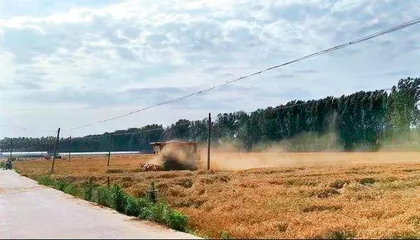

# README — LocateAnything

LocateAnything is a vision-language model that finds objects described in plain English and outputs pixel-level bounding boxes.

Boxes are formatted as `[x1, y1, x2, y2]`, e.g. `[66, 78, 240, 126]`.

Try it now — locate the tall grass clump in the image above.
[137, 201, 188, 231]
[92, 186, 110, 207]
[82, 182, 95, 201]
[54, 179, 69, 191]
[125, 196, 150, 217]
[37, 175, 56, 186]
[109, 185, 128, 213]
[164, 209, 189, 231]
[63, 184, 80, 196]
[37, 175, 79, 196]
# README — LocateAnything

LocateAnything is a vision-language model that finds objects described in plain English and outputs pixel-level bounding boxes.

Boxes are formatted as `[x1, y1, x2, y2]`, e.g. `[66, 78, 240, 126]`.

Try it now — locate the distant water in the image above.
[0, 151, 142, 158]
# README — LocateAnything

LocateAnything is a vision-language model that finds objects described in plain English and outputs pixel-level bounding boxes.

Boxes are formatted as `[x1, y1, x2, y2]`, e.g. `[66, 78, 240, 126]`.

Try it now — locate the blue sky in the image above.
[0, 0, 419, 138]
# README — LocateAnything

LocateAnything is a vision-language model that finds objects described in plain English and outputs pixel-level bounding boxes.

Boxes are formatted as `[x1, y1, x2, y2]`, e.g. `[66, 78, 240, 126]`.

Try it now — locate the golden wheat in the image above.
[14, 152, 420, 238]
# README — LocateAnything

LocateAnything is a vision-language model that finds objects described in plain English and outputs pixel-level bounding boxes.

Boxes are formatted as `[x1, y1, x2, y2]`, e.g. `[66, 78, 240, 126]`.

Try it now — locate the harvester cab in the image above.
[141, 141, 200, 171]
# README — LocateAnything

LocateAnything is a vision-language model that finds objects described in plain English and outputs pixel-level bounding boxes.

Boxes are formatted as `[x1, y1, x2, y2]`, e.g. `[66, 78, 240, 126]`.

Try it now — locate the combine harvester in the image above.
[140, 141, 200, 171]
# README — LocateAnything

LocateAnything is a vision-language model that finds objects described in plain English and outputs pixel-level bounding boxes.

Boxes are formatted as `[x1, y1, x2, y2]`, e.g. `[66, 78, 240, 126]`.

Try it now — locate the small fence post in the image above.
[107, 133, 113, 167]
[107, 176, 110, 188]
[207, 113, 211, 170]
[50, 128, 61, 174]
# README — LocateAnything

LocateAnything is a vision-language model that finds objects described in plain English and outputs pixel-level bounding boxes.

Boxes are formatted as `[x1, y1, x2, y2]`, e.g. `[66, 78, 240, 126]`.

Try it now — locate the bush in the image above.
[92, 186, 110, 207]
[147, 202, 167, 223]
[125, 196, 150, 217]
[54, 180, 68, 191]
[82, 184, 95, 201]
[63, 184, 79, 196]
[37, 175, 56, 186]
[139, 206, 154, 220]
[164, 209, 189, 232]
[125, 196, 141, 216]
[109, 185, 128, 213]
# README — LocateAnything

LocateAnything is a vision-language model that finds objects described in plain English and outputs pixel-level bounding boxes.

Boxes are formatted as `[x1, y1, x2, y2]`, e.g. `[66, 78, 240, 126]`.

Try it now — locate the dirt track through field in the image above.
[0, 170, 199, 239]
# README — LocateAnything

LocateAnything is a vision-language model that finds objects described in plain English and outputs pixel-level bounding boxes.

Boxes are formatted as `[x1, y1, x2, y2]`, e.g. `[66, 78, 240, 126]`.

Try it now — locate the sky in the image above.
[0, 0, 419, 138]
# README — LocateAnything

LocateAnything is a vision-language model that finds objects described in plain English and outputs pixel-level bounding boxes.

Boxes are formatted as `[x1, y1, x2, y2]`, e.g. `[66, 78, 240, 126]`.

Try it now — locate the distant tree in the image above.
[2, 78, 419, 153]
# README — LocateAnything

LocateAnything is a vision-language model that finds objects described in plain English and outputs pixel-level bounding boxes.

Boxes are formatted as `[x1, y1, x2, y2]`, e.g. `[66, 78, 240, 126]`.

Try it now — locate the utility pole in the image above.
[107, 133, 113, 167]
[68, 136, 72, 162]
[9, 140, 13, 159]
[207, 113, 211, 170]
[51, 128, 61, 174]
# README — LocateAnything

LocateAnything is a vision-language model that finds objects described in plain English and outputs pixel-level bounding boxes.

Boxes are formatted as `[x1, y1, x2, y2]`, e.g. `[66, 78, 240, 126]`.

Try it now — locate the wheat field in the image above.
[14, 152, 420, 239]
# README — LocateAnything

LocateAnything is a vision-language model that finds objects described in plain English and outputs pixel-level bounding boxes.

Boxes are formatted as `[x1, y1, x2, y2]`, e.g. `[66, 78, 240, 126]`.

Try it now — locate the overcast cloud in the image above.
[1, 0, 420, 138]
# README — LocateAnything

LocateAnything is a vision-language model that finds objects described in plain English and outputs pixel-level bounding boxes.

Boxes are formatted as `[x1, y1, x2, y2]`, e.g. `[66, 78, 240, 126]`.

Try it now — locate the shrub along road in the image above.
[0, 170, 198, 239]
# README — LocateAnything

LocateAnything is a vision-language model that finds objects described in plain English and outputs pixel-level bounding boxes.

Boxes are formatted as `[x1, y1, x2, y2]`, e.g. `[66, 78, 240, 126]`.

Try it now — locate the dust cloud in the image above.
[146, 130, 420, 172]
[199, 131, 346, 171]
[378, 130, 420, 152]
[146, 141, 198, 170]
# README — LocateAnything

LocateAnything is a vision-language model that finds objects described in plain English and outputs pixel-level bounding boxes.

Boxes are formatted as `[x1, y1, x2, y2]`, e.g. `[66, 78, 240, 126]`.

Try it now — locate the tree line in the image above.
[1, 77, 419, 153]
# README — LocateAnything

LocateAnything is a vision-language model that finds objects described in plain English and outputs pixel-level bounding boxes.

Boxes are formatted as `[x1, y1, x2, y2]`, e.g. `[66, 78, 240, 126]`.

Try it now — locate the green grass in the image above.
[35, 175, 190, 232]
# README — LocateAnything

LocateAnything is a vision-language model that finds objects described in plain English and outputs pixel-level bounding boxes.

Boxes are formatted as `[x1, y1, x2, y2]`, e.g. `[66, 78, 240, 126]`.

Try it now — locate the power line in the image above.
[67, 17, 420, 131]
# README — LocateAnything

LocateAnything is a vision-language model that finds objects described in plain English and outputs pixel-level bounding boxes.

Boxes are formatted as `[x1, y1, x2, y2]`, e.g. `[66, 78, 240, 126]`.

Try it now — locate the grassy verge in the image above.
[36, 175, 190, 232]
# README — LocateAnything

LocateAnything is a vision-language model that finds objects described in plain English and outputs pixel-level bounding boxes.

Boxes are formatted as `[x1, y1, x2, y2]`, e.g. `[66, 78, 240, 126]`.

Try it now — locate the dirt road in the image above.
[0, 170, 199, 239]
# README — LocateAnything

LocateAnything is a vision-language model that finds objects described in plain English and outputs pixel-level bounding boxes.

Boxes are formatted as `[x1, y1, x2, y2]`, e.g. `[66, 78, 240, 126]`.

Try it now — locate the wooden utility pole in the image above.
[207, 113, 211, 170]
[107, 133, 113, 167]
[50, 128, 61, 174]
[9, 140, 13, 159]
[69, 136, 71, 162]
[68, 136, 72, 162]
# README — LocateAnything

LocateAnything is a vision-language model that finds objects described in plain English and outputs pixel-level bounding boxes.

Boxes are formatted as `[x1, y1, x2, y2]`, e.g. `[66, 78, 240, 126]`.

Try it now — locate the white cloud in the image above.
[0, 0, 419, 137]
